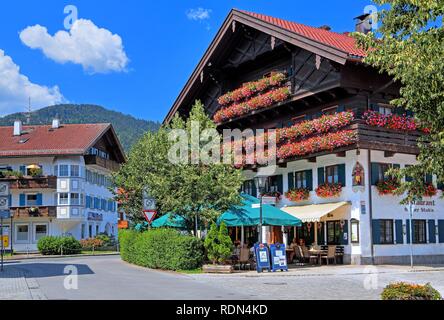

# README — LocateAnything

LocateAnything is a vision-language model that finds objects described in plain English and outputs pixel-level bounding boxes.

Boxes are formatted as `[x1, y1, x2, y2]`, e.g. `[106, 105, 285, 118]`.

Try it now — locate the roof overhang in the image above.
[163, 9, 357, 124]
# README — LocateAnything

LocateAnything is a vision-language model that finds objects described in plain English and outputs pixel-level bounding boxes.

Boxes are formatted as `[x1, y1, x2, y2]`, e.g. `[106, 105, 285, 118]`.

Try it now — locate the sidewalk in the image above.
[192, 264, 444, 278]
[0, 266, 46, 300]
[4, 252, 120, 262]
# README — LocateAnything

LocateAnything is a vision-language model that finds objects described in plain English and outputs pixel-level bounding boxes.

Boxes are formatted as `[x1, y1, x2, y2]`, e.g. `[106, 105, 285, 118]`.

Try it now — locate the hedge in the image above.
[381, 282, 442, 300]
[119, 229, 204, 270]
[37, 236, 82, 255]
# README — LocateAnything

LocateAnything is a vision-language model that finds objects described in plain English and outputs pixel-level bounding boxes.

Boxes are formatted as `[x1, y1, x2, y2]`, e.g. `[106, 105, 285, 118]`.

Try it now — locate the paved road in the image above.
[4, 255, 444, 300]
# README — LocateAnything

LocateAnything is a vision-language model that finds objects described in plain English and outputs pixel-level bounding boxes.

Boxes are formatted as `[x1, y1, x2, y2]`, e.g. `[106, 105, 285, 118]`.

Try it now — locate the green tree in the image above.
[204, 222, 233, 264]
[354, 0, 444, 203]
[113, 101, 243, 234]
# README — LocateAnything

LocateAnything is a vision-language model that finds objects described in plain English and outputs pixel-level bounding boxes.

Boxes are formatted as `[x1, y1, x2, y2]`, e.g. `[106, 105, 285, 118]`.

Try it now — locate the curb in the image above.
[5, 252, 120, 262]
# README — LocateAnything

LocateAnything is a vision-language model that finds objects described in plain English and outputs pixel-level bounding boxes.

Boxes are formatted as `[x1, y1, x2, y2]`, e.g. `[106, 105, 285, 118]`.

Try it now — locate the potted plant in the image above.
[285, 188, 310, 202]
[28, 207, 40, 216]
[381, 282, 442, 300]
[203, 222, 234, 273]
[315, 183, 343, 198]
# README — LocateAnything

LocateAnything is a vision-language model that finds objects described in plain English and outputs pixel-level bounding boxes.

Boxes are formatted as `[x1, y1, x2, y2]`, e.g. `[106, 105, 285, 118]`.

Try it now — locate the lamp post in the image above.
[254, 176, 268, 244]
[408, 200, 416, 269]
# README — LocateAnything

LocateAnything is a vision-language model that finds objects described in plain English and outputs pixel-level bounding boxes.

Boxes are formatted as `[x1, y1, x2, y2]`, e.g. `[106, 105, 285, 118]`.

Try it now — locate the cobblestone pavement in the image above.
[3, 255, 444, 300]
[0, 265, 46, 300]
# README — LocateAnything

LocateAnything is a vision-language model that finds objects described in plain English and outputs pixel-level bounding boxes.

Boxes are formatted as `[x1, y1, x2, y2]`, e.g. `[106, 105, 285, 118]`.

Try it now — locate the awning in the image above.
[281, 202, 350, 223]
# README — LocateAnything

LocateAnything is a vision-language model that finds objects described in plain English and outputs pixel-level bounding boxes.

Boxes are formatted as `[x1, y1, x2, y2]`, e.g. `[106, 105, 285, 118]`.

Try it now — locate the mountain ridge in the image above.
[0, 104, 160, 152]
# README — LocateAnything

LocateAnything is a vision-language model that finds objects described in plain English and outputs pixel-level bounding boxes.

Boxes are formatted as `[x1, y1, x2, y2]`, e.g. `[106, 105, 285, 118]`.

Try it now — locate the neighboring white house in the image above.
[0, 120, 126, 252]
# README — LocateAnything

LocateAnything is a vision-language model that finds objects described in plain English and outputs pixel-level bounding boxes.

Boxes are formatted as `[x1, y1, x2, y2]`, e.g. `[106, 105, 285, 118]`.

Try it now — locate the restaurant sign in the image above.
[403, 200, 436, 213]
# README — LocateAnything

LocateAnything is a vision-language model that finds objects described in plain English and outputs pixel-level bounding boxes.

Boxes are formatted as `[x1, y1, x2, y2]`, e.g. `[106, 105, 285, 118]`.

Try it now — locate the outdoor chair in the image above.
[293, 246, 305, 266]
[321, 246, 337, 265]
[301, 245, 312, 263]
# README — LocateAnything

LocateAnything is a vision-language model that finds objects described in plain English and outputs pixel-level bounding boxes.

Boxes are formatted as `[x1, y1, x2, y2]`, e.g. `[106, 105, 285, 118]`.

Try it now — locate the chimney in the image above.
[354, 13, 372, 34]
[319, 25, 331, 31]
[52, 118, 60, 129]
[13, 120, 22, 136]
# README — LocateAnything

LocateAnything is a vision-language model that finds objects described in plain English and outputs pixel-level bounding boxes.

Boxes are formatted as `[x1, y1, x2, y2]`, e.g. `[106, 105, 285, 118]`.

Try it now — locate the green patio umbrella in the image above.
[151, 213, 187, 229]
[217, 193, 302, 227]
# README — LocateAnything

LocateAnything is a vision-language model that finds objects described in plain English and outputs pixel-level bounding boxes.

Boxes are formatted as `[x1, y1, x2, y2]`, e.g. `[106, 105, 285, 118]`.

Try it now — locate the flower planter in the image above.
[285, 188, 310, 202]
[202, 264, 233, 274]
[316, 183, 343, 198]
[376, 179, 400, 196]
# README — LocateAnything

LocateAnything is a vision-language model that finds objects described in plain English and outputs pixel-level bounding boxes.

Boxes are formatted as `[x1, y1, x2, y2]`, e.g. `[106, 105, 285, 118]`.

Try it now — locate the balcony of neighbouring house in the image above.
[0, 176, 57, 189]
[10, 206, 57, 219]
[84, 155, 120, 172]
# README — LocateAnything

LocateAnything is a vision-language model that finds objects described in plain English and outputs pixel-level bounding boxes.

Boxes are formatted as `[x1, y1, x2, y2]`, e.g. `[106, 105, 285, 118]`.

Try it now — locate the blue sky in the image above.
[0, 0, 375, 121]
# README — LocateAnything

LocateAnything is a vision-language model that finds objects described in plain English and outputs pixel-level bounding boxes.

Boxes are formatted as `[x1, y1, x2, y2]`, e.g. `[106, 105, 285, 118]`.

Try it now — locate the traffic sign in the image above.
[143, 210, 157, 223]
[0, 211, 10, 219]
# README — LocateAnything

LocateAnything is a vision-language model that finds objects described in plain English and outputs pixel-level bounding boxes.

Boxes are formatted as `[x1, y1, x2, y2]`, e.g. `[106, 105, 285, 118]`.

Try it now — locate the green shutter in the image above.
[8, 194, 12, 206]
[406, 220, 411, 244]
[306, 169, 313, 191]
[318, 167, 325, 185]
[276, 175, 283, 194]
[428, 220, 436, 243]
[251, 180, 257, 198]
[405, 164, 413, 182]
[372, 220, 380, 244]
[19, 166, 26, 175]
[425, 174, 433, 184]
[395, 220, 404, 244]
[371, 163, 380, 185]
[341, 220, 349, 245]
[19, 194, 25, 206]
[438, 180, 444, 190]
[36, 194, 42, 206]
[338, 164, 346, 186]
[288, 172, 294, 190]
[337, 105, 345, 112]
[438, 220, 444, 243]
[317, 222, 325, 245]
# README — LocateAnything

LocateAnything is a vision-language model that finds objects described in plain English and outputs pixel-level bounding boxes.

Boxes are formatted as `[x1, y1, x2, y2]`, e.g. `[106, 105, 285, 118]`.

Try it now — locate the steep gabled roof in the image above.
[0, 123, 126, 162]
[164, 9, 368, 124]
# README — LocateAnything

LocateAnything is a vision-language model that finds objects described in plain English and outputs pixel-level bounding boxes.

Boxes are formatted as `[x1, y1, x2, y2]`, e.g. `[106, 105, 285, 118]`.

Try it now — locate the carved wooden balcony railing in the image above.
[84, 155, 120, 172]
[0, 176, 57, 189]
[10, 206, 57, 218]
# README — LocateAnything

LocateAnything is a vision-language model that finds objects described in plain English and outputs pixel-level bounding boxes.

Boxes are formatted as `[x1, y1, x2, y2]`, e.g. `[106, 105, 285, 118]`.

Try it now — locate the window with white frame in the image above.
[34, 224, 48, 242]
[295, 171, 308, 188]
[59, 193, 69, 205]
[26, 194, 38, 206]
[70, 165, 80, 177]
[59, 165, 69, 177]
[326, 165, 339, 184]
[16, 224, 29, 243]
[71, 193, 80, 205]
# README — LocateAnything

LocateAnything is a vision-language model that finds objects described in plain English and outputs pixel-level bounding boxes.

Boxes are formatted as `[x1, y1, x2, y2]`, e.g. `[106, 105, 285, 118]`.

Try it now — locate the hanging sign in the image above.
[262, 197, 277, 205]
[143, 210, 157, 223]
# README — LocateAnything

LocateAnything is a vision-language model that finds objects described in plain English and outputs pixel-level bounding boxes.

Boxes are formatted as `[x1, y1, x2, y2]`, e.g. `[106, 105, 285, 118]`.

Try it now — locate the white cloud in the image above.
[0, 49, 64, 116]
[19, 19, 129, 74]
[186, 8, 212, 21]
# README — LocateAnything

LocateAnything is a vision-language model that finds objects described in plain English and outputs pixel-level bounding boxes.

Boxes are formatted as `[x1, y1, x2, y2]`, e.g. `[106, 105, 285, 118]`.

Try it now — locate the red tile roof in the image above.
[241, 10, 367, 58]
[0, 123, 110, 157]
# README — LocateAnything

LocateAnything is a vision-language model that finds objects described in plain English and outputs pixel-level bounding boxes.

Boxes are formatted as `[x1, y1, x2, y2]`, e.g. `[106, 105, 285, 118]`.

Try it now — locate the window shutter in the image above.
[338, 164, 346, 187]
[317, 222, 325, 245]
[428, 220, 436, 243]
[318, 167, 325, 185]
[405, 164, 413, 182]
[36, 194, 43, 206]
[251, 180, 257, 198]
[306, 169, 313, 191]
[438, 181, 444, 190]
[86, 196, 90, 208]
[371, 163, 380, 185]
[406, 220, 411, 244]
[288, 172, 294, 190]
[392, 164, 400, 170]
[395, 220, 404, 244]
[8, 194, 12, 206]
[54, 165, 58, 176]
[370, 103, 379, 111]
[276, 175, 283, 194]
[438, 220, 444, 243]
[341, 220, 349, 245]
[372, 220, 380, 244]
[19, 166, 26, 175]
[19, 194, 25, 206]
[425, 174, 433, 184]
[337, 105, 345, 112]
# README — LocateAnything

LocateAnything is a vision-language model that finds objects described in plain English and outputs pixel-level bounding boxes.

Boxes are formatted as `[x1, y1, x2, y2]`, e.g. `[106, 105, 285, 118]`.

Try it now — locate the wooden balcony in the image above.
[0, 176, 57, 189]
[84, 155, 120, 172]
[10, 206, 57, 219]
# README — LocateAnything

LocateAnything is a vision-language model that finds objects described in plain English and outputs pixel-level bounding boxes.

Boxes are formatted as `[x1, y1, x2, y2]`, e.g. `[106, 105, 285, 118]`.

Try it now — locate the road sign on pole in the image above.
[143, 210, 157, 224]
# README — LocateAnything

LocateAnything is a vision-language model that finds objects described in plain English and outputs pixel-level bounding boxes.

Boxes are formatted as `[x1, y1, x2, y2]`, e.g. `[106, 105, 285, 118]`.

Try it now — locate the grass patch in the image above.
[177, 268, 203, 274]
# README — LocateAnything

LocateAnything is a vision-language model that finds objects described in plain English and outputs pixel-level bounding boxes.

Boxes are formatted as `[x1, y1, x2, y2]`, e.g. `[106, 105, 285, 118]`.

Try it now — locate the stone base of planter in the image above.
[202, 264, 233, 274]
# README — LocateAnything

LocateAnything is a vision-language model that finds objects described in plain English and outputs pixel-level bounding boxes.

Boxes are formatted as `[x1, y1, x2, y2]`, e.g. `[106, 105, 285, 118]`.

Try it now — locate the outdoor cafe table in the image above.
[309, 248, 327, 265]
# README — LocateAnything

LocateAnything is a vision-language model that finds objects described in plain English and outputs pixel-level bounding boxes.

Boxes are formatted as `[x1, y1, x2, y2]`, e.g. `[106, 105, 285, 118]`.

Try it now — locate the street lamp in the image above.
[254, 175, 268, 244]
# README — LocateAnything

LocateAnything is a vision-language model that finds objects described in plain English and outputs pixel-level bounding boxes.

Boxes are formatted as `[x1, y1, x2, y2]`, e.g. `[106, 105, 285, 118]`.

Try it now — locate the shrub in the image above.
[381, 282, 442, 300]
[37, 236, 82, 255]
[204, 222, 233, 265]
[80, 238, 105, 249]
[119, 229, 204, 271]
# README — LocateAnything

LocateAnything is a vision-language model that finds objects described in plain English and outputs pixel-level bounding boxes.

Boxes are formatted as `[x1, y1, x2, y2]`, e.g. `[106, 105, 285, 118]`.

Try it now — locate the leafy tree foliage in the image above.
[113, 101, 243, 234]
[354, 0, 444, 202]
[204, 222, 234, 264]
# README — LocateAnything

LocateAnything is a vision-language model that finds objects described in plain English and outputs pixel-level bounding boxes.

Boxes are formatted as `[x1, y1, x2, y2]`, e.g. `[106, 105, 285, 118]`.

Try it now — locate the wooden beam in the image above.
[278, 162, 287, 168]
[336, 151, 346, 158]
[384, 151, 395, 158]
[307, 157, 317, 163]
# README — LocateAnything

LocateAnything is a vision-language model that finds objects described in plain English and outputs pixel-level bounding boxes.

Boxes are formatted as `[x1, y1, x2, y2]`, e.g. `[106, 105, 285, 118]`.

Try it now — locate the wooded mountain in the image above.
[0, 104, 161, 152]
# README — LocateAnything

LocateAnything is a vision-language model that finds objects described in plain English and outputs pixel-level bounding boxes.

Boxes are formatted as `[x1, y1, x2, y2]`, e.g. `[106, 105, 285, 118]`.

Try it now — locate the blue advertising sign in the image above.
[269, 243, 288, 272]
[254, 243, 271, 273]
[0, 211, 10, 219]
